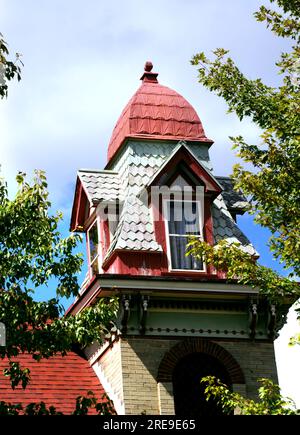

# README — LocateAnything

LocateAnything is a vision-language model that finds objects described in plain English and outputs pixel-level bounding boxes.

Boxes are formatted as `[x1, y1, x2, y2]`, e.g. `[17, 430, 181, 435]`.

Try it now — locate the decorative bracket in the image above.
[267, 304, 276, 339]
[139, 295, 150, 335]
[249, 302, 258, 339]
[120, 295, 131, 334]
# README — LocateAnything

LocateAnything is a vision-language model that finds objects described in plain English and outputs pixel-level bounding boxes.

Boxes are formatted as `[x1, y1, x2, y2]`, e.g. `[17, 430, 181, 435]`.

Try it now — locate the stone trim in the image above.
[157, 338, 245, 384]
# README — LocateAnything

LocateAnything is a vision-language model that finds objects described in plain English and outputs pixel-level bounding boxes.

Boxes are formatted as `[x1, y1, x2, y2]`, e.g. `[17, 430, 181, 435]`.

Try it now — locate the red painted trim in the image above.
[203, 199, 214, 245]
[100, 216, 110, 259]
[148, 147, 222, 197]
[203, 197, 215, 275]
[75, 183, 83, 229]
[102, 247, 219, 278]
[86, 220, 94, 279]
[102, 250, 118, 270]
[152, 196, 168, 257]
[70, 177, 81, 231]
[70, 177, 89, 232]
[103, 251, 166, 276]
[126, 134, 213, 144]
[78, 188, 88, 228]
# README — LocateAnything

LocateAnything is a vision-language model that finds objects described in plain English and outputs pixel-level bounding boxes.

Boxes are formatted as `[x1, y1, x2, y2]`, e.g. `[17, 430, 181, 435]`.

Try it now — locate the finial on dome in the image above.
[140, 60, 158, 83]
[144, 61, 153, 72]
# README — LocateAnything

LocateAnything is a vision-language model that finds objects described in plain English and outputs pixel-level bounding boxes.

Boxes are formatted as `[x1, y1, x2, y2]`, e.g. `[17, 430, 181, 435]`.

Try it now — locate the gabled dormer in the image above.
[147, 142, 222, 274]
[70, 169, 123, 278]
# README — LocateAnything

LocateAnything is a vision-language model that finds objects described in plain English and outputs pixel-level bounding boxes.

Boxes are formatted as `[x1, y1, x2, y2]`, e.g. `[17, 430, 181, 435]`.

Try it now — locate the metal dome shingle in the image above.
[107, 63, 212, 163]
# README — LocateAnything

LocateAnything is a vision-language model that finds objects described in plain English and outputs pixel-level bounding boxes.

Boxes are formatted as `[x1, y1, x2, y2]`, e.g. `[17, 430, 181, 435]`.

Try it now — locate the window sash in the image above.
[167, 200, 201, 236]
[169, 235, 203, 270]
[165, 200, 204, 271]
[87, 220, 100, 275]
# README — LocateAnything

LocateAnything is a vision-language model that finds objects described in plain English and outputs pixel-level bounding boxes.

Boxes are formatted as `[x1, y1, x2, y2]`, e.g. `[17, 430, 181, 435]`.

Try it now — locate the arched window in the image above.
[172, 352, 232, 416]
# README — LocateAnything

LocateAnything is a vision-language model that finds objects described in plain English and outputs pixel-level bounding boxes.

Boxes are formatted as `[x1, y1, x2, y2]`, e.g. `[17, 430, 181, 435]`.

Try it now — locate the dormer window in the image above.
[87, 220, 100, 276]
[164, 199, 204, 271]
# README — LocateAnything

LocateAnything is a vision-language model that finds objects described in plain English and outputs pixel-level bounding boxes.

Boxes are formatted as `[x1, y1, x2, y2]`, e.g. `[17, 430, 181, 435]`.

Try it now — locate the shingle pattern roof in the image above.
[0, 352, 108, 414]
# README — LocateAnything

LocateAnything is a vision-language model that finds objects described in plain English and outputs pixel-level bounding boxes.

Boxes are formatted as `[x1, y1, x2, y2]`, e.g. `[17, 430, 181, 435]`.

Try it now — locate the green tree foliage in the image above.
[0, 33, 115, 415]
[189, 0, 300, 415]
[0, 33, 22, 99]
[0, 170, 118, 389]
[191, 0, 300, 275]
[202, 376, 299, 415]
[72, 391, 115, 416]
[190, 0, 300, 330]
[187, 240, 298, 303]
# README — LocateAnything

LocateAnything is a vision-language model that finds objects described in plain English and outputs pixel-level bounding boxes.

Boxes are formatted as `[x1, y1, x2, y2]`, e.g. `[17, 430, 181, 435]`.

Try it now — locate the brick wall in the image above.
[92, 340, 125, 414]
[218, 340, 278, 398]
[158, 382, 175, 415]
[120, 339, 174, 414]
[118, 337, 278, 415]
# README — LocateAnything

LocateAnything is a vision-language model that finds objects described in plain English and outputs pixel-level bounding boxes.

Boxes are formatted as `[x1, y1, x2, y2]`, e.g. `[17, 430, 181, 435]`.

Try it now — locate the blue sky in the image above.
[1, 0, 299, 406]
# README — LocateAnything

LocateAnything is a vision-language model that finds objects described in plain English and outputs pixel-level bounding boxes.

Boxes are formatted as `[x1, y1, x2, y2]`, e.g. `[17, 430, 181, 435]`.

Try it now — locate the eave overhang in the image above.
[66, 274, 262, 315]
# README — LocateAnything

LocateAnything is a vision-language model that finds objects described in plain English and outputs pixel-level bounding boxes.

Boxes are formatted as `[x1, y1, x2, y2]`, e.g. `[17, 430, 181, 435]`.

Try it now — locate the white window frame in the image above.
[87, 218, 101, 277]
[163, 199, 206, 273]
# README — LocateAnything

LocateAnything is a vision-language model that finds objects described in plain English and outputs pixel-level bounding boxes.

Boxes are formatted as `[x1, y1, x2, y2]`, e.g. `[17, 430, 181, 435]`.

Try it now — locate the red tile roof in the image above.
[0, 352, 108, 414]
[107, 62, 212, 163]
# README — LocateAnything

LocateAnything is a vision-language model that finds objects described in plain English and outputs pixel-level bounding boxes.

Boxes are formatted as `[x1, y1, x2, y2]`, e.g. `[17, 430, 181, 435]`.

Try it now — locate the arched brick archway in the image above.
[157, 339, 245, 384]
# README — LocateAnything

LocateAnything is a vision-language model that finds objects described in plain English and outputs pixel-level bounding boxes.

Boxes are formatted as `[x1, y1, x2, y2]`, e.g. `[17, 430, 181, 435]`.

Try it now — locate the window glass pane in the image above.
[167, 201, 200, 236]
[166, 200, 203, 271]
[169, 236, 203, 270]
[88, 221, 99, 263]
[184, 201, 200, 235]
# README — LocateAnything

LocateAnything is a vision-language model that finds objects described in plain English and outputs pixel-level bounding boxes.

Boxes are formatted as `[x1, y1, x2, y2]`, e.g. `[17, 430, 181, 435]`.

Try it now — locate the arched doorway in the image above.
[172, 352, 232, 416]
[157, 339, 245, 416]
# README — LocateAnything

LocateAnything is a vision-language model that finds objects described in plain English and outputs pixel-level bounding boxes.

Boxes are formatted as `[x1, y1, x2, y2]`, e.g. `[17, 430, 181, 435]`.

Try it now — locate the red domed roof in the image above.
[107, 62, 212, 163]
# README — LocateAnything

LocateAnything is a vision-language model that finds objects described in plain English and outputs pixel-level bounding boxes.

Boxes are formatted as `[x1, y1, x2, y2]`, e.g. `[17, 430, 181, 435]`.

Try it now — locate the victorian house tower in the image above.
[65, 62, 289, 415]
